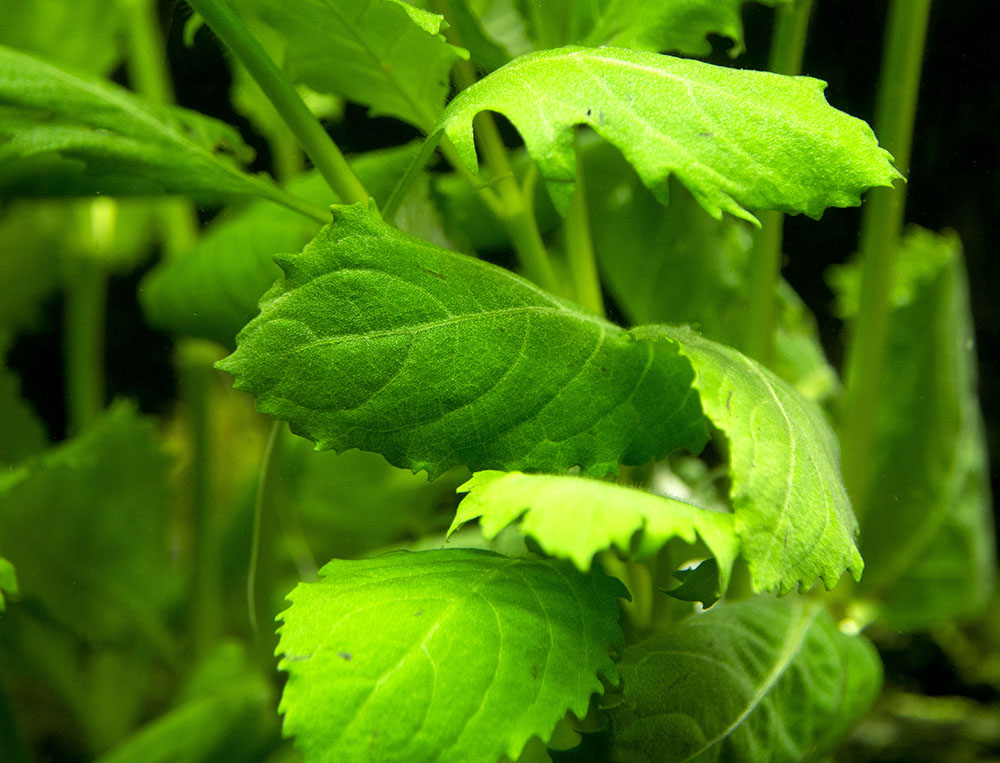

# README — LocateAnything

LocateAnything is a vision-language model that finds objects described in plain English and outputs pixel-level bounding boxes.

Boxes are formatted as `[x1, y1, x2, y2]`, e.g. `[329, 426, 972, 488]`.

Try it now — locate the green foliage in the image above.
[609, 597, 883, 762]
[831, 228, 994, 629]
[451, 470, 738, 594]
[435, 45, 900, 219]
[0, 556, 16, 612]
[234, 0, 465, 129]
[0, 44, 310, 214]
[637, 326, 862, 593]
[276, 549, 626, 762]
[218, 203, 708, 478]
[0, 403, 175, 643]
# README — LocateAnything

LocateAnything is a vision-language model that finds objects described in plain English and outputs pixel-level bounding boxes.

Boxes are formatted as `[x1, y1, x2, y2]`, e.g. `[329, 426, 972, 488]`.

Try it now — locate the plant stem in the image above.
[64, 252, 106, 436]
[564, 138, 605, 315]
[840, 0, 932, 518]
[743, 0, 812, 365]
[185, 0, 369, 206]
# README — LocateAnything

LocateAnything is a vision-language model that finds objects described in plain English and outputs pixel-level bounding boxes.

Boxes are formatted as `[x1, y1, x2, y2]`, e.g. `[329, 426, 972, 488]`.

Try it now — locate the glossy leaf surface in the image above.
[436, 46, 900, 221]
[831, 228, 995, 629]
[636, 326, 862, 593]
[218, 203, 708, 478]
[451, 470, 738, 594]
[609, 597, 882, 762]
[240, 0, 464, 129]
[277, 548, 625, 762]
[0, 45, 302, 210]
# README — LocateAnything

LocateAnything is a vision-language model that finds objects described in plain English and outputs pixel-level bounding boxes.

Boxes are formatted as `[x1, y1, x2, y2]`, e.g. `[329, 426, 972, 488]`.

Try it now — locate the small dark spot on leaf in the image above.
[531, 664, 539, 679]
[726, 390, 733, 411]
[338, 651, 353, 661]
[600, 366, 607, 373]
[586, 108, 592, 117]
[414, 609, 423, 616]
[698, 131, 714, 138]
[418, 265, 446, 281]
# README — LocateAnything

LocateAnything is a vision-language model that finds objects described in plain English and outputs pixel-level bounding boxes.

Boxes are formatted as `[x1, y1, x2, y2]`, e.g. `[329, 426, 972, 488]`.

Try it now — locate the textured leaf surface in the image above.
[513, 0, 788, 57]
[0, 555, 16, 612]
[635, 326, 861, 593]
[0, 403, 174, 641]
[141, 145, 421, 347]
[241, 0, 464, 129]
[0, 45, 300, 209]
[277, 548, 625, 762]
[218, 203, 708, 478]
[584, 142, 838, 400]
[831, 229, 995, 630]
[451, 471, 738, 594]
[436, 46, 899, 221]
[609, 597, 882, 762]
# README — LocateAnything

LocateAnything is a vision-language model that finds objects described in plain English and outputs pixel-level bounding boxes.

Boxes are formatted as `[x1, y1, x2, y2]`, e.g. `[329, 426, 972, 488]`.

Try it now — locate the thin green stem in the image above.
[185, 0, 369, 206]
[840, 0, 932, 518]
[743, 0, 813, 365]
[64, 252, 106, 436]
[564, 137, 605, 315]
[247, 420, 281, 638]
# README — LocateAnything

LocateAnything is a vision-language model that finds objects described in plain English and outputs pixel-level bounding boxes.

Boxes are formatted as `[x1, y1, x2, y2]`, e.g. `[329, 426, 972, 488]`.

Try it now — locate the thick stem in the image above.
[64, 253, 107, 436]
[743, 0, 813, 365]
[185, 0, 369, 206]
[564, 139, 605, 315]
[840, 0, 932, 518]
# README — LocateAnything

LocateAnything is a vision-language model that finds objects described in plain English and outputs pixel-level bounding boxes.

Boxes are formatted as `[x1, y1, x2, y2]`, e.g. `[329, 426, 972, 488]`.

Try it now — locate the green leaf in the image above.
[218, 203, 708, 479]
[277, 548, 625, 762]
[451, 470, 738, 595]
[97, 643, 277, 763]
[633, 326, 862, 593]
[0, 0, 124, 75]
[141, 144, 433, 347]
[435, 46, 900, 222]
[0, 356, 46, 465]
[513, 0, 789, 57]
[239, 0, 465, 130]
[584, 142, 838, 401]
[0, 402, 175, 643]
[831, 228, 995, 630]
[609, 597, 882, 762]
[0, 555, 16, 612]
[0, 45, 313, 214]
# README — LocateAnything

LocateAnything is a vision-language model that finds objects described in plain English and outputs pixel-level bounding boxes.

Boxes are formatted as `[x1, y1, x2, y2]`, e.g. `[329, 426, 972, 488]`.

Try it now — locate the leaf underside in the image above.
[436, 45, 900, 222]
[609, 597, 883, 763]
[452, 470, 738, 596]
[634, 326, 862, 593]
[218, 203, 708, 479]
[277, 548, 626, 763]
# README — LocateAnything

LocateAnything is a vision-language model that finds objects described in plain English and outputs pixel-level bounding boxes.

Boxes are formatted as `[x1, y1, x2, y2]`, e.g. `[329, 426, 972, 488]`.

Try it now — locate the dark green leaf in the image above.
[0, 555, 16, 612]
[218, 203, 708, 478]
[0, 403, 175, 643]
[436, 46, 900, 221]
[0, 356, 46, 465]
[831, 228, 996, 630]
[277, 548, 625, 762]
[0, 45, 313, 213]
[609, 597, 882, 762]
[238, 0, 464, 130]
[451, 471, 738, 594]
[584, 142, 838, 400]
[634, 326, 862, 593]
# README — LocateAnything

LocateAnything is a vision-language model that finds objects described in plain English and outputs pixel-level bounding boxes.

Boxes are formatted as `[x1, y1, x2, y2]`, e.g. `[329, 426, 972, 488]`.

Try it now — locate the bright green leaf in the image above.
[0, 402, 175, 643]
[831, 228, 996, 630]
[451, 470, 738, 595]
[435, 46, 900, 221]
[633, 326, 862, 593]
[513, 0, 789, 57]
[0, 555, 16, 612]
[218, 203, 708, 479]
[609, 597, 882, 762]
[0, 45, 314, 215]
[239, 0, 465, 130]
[277, 548, 625, 763]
